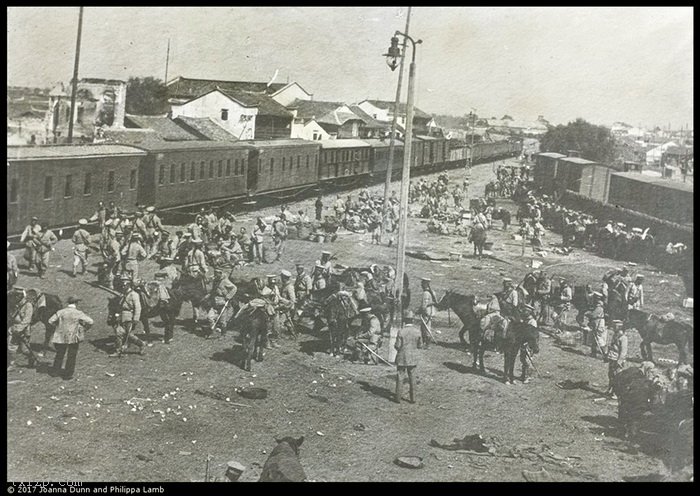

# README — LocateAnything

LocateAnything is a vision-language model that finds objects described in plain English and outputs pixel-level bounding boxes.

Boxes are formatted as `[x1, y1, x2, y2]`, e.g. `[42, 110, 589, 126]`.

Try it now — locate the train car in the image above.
[133, 141, 251, 210]
[416, 135, 444, 171]
[7, 144, 147, 235]
[534, 152, 567, 194]
[247, 139, 321, 194]
[446, 140, 469, 168]
[318, 139, 371, 183]
[576, 163, 613, 202]
[556, 157, 601, 196]
[366, 139, 404, 178]
[607, 172, 694, 225]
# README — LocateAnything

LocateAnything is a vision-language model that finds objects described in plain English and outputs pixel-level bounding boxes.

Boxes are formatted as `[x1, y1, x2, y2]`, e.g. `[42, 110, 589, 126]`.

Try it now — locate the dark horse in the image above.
[435, 291, 480, 348]
[7, 289, 62, 353]
[237, 306, 270, 371]
[491, 207, 511, 230]
[503, 320, 540, 384]
[625, 309, 693, 365]
[336, 267, 396, 334]
[468, 225, 488, 259]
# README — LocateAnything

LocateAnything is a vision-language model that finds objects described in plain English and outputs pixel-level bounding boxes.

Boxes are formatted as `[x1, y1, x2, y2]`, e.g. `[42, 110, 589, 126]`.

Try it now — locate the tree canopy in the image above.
[125, 77, 169, 115]
[540, 118, 616, 163]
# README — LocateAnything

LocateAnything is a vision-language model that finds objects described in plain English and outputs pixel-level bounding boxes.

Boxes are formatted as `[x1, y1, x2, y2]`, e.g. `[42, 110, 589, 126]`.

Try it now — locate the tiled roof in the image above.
[125, 115, 201, 141]
[361, 100, 431, 120]
[126, 140, 252, 153]
[98, 128, 172, 147]
[167, 76, 286, 100]
[316, 109, 365, 127]
[244, 139, 320, 149]
[349, 106, 387, 129]
[289, 99, 343, 120]
[7, 144, 146, 160]
[173, 116, 238, 141]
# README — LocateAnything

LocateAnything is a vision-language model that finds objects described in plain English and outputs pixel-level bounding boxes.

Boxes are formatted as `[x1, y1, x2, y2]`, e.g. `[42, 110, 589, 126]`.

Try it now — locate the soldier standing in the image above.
[110, 281, 146, 356]
[252, 218, 267, 264]
[209, 269, 237, 335]
[418, 278, 437, 349]
[90, 201, 107, 234]
[585, 292, 607, 358]
[500, 278, 519, 319]
[103, 232, 122, 289]
[7, 241, 19, 291]
[519, 304, 539, 384]
[319, 251, 333, 283]
[265, 275, 281, 348]
[8, 289, 37, 368]
[294, 264, 313, 306]
[605, 321, 628, 397]
[123, 233, 147, 282]
[394, 311, 422, 403]
[535, 271, 552, 325]
[315, 196, 324, 221]
[143, 206, 164, 258]
[272, 215, 288, 262]
[20, 217, 41, 270]
[627, 275, 644, 310]
[278, 270, 297, 336]
[72, 219, 91, 277]
[35, 228, 58, 278]
[49, 297, 94, 380]
[133, 211, 148, 241]
[312, 262, 327, 292]
[184, 238, 208, 278]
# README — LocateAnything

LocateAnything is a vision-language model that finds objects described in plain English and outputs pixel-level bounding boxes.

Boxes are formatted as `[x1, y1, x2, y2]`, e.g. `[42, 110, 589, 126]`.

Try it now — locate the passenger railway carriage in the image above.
[6, 135, 522, 235]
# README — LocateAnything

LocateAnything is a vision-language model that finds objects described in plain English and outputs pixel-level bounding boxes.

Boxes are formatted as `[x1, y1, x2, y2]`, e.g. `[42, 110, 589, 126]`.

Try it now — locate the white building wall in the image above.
[358, 101, 390, 122]
[291, 119, 331, 140]
[170, 91, 258, 140]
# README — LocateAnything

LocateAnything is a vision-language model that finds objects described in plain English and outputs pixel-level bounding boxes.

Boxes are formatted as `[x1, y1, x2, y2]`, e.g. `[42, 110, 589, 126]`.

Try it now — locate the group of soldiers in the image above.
[330, 188, 399, 246]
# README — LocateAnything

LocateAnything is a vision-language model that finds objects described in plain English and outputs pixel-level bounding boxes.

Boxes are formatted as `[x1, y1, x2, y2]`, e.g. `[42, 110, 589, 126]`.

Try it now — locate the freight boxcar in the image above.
[7, 145, 147, 235]
[416, 135, 444, 171]
[366, 138, 404, 178]
[318, 139, 371, 183]
[534, 152, 566, 194]
[607, 172, 694, 225]
[248, 139, 321, 194]
[133, 141, 251, 210]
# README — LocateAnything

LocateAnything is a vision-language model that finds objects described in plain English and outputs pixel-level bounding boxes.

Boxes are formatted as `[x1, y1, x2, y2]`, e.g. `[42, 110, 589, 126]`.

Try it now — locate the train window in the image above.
[44, 176, 53, 200]
[315, 155, 318, 167]
[190, 162, 196, 182]
[108, 171, 116, 192]
[297, 156, 301, 169]
[200, 161, 205, 180]
[158, 164, 165, 185]
[83, 173, 92, 195]
[217, 160, 223, 178]
[130, 169, 138, 190]
[282, 157, 286, 171]
[180, 163, 186, 183]
[209, 161, 214, 179]
[241, 158, 246, 173]
[306, 156, 310, 169]
[170, 164, 176, 184]
[226, 159, 231, 176]
[10, 177, 18, 203]
[270, 158, 274, 174]
[234, 159, 239, 175]
[64, 175, 73, 198]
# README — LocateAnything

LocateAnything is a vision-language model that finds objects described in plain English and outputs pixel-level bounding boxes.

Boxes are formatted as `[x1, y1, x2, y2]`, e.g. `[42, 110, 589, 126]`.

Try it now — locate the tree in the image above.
[540, 118, 617, 163]
[501, 114, 513, 121]
[125, 77, 169, 115]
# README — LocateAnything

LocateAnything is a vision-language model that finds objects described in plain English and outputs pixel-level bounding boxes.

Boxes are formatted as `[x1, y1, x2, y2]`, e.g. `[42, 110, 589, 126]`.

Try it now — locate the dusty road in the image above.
[7, 159, 692, 482]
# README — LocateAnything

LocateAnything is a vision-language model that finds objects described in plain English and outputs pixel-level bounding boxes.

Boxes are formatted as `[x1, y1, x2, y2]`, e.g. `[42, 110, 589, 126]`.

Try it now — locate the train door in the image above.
[248, 150, 260, 193]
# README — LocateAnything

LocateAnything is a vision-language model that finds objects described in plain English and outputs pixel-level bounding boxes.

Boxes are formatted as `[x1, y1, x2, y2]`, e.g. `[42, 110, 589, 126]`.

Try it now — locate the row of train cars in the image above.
[7, 136, 521, 236]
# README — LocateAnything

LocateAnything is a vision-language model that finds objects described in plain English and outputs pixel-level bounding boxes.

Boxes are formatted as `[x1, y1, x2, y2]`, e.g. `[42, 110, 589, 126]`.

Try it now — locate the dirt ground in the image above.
[7, 159, 693, 482]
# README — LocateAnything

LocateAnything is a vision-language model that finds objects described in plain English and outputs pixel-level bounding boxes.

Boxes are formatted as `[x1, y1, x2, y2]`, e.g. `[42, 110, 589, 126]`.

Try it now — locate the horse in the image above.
[323, 291, 359, 357]
[607, 278, 629, 322]
[625, 309, 693, 365]
[435, 291, 480, 348]
[7, 289, 62, 353]
[468, 225, 487, 259]
[491, 208, 511, 230]
[468, 311, 509, 372]
[484, 181, 497, 198]
[236, 305, 270, 371]
[503, 320, 540, 384]
[335, 267, 397, 335]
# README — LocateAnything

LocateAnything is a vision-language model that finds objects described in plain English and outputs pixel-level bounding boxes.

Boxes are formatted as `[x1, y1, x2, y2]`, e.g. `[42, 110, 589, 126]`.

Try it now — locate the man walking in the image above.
[394, 311, 422, 403]
[110, 281, 146, 356]
[8, 289, 37, 369]
[49, 297, 94, 380]
[184, 238, 208, 278]
[605, 321, 628, 397]
[35, 228, 58, 278]
[72, 219, 91, 277]
[418, 278, 437, 349]
[272, 214, 288, 262]
[585, 292, 607, 359]
[627, 275, 644, 310]
[123, 233, 147, 282]
[20, 216, 41, 270]
[143, 206, 164, 258]
[278, 270, 297, 336]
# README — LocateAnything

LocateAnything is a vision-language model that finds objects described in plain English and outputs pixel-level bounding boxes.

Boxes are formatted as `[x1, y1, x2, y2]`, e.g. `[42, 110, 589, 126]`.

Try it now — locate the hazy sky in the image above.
[7, 7, 693, 128]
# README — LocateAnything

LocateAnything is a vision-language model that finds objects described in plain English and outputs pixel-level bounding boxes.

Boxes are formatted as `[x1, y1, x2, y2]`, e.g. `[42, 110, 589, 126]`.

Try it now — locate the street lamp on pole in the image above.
[384, 30, 422, 325]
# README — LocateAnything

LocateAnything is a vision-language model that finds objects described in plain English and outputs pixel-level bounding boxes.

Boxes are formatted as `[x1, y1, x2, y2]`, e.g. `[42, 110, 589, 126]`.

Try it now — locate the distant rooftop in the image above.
[166, 76, 286, 100]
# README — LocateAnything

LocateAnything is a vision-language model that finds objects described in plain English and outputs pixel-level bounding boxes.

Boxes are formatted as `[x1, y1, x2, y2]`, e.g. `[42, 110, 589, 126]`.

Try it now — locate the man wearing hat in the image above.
[7, 241, 19, 291]
[72, 219, 91, 277]
[584, 292, 607, 359]
[278, 270, 297, 336]
[627, 275, 644, 310]
[272, 214, 288, 262]
[48, 296, 94, 380]
[312, 262, 327, 292]
[294, 264, 313, 306]
[264, 275, 281, 348]
[184, 238, 208, 278]
[20, 216, 41, 271]
[353, 307, 382, 364]
[418, 278, 437, 349]
[394, 310, 422, 403]
[206, 269, 237, 335]
[500, 278, 519, 320]
[111, 281, 146, 356]
[133, 211, 147, 241]
[102, 230, 122, 289]
[143, 206, 164, 258]
[319, 251, 333, 283]
[34, 227, 58, 279]
[8, 289, 37, 368]
[123, 233, 147, 282]
[605, 321, 628, 397]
